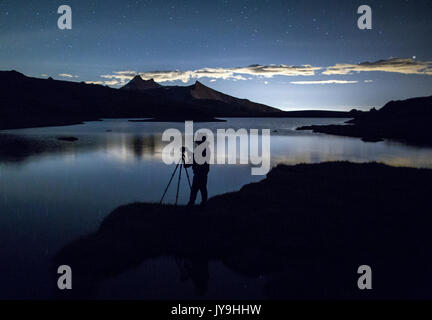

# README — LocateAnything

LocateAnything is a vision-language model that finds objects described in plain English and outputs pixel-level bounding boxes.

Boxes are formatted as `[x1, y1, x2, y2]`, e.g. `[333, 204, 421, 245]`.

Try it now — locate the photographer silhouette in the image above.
[184, 135, 210, 207]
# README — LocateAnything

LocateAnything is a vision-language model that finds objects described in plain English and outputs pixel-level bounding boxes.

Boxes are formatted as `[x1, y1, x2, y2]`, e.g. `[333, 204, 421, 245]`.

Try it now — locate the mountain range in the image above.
[0, 70, 352, 130]
[0, 71, 283, 129]
[1, 70, 429, 144]
[120, 75, 281, 116]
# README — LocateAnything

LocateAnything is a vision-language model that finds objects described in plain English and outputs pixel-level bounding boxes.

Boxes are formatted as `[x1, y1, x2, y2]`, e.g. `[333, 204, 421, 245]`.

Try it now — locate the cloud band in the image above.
[88, 58, 432, 86]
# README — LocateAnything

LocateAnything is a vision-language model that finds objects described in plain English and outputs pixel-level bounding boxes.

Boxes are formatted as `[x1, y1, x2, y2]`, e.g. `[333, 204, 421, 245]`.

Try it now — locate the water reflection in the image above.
[176, 257, 209, 296]
[1, 118, 432, 299]
[105, 134, 162, 163]
[2, 118, 432, 169]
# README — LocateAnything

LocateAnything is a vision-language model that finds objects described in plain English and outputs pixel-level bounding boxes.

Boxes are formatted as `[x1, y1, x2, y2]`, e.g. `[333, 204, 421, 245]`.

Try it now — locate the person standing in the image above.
[184, 136, 210, 207]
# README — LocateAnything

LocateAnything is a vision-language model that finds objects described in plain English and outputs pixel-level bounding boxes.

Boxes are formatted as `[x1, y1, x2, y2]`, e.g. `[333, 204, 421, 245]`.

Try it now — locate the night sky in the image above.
[0, 0, 431, 110]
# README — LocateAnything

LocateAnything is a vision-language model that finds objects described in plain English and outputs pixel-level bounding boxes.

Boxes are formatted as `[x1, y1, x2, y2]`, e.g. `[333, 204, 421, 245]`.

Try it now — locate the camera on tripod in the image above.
[159, 147, 192, 206]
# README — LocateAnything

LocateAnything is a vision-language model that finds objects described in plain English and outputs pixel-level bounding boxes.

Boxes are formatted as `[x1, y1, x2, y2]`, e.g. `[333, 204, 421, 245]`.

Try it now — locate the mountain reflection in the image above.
[1, 119, 432, 169]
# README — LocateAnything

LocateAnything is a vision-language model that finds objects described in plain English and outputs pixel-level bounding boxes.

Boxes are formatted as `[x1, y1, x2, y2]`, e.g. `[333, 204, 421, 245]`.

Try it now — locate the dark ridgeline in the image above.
[120, 75, 278, 115]
[121, 78, 281, 121]
[0, 70, 355, 130]
[54, 162, 432, 299]
[298, 95, 432, 145]
[0, 70, 281, 129]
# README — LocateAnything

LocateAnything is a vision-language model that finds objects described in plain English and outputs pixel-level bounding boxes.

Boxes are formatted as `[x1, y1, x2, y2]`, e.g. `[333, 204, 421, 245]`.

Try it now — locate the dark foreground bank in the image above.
[54, 162, 432, 299]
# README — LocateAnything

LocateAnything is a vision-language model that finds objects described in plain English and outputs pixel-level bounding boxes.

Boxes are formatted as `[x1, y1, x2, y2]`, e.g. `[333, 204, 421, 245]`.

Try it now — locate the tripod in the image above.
[159, 155, 192, 206]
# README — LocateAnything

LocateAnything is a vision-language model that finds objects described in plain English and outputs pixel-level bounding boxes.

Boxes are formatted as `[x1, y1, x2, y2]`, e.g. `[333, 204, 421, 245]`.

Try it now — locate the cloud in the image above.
[88, 58, 431, 87]
[85, 80, 120, 86]
[85, 81, 104, 85]
[323, 58, 432, 76]
[100, 73, 133, 83]
[59, 73, 79, 78]
[101, 79, 120, 86]
[99, 64, 321, 85]
[232, 64, 321, 78]
[290, 80, 358, 85]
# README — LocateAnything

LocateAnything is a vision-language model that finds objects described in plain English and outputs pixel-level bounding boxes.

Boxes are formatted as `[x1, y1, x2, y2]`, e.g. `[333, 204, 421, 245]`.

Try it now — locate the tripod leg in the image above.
[159, 162, 180, 204]
[175, 164, 183, 206]
[182, 158, 192, 189]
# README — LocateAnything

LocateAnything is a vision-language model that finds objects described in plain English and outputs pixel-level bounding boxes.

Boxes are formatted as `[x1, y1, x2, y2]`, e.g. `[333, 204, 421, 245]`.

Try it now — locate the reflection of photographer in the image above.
[183, 136, 210, 207]
[176, 257, 209, 296]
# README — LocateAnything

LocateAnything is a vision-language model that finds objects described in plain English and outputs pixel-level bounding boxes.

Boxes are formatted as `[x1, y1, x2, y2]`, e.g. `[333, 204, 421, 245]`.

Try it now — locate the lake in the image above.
[1, 118, 432, 299]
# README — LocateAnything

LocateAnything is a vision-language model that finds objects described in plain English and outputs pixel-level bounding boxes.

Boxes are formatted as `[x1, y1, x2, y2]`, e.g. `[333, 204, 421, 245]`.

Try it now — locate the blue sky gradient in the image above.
[0, 0, 431, 110]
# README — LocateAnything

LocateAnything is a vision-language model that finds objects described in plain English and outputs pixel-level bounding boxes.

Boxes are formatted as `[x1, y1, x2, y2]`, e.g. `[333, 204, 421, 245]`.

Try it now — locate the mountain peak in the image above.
[121, 75, 161, 91]
[0, 70, 26, 79]
[190, 80, 229, 101]
[193, 80, 211, 89]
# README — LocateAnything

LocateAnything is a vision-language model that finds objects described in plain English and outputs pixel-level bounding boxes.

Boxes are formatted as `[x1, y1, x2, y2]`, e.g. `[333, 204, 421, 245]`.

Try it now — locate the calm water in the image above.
[1, 118, 432, 299]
